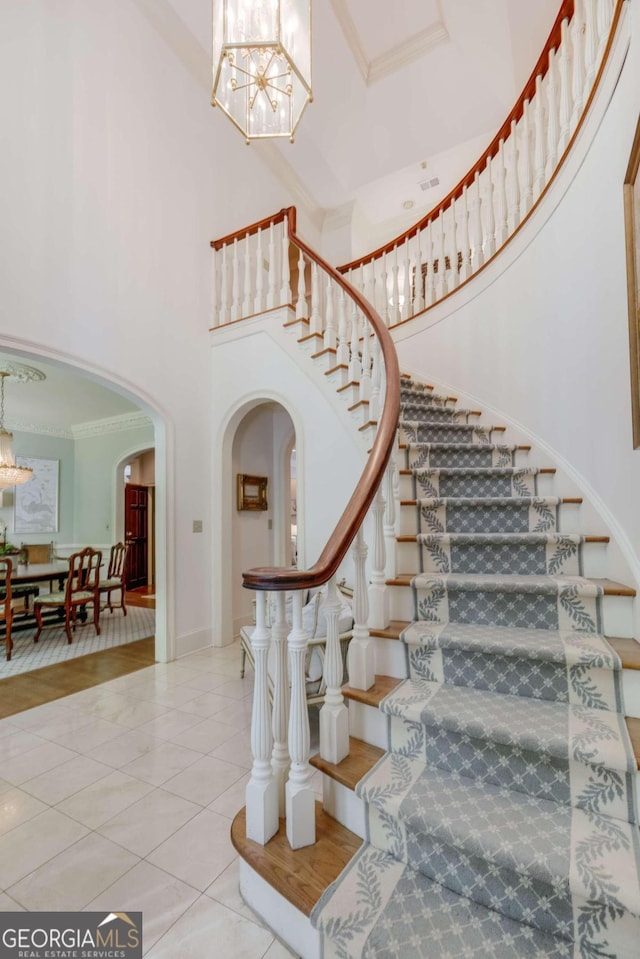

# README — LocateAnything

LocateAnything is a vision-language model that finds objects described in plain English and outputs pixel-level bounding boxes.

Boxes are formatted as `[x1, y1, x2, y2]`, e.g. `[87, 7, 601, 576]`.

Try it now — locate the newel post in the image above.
[270, 592, 290, 817]
[319, 576, 349, 764]
[286, 590, 315, 849]
[245, 592, 278, 845]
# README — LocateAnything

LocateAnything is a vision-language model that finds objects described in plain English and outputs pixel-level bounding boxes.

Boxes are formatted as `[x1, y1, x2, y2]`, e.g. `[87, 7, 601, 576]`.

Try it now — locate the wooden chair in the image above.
[0, 558, 13, 661]
[33, 547, 102, 646]
[99, 542, 129, 616]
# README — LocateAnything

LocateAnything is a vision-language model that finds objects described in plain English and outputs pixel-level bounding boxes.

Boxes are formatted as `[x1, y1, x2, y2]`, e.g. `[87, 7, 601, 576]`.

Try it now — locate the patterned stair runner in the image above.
[311, 377, 640, 958]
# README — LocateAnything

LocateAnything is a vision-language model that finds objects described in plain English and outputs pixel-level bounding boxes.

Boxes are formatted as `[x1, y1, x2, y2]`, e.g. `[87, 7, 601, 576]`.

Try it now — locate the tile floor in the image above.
[0, 639, 321, 957]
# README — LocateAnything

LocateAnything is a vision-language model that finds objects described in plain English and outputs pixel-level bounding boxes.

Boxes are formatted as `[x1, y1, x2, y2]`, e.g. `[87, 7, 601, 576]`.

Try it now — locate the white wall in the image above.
[393, 3, 640, 629]
[0, 0, 296, 658]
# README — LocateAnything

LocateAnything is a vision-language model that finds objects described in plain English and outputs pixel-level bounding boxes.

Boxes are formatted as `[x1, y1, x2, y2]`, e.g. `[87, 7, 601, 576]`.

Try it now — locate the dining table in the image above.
[1, 560, 70, 634]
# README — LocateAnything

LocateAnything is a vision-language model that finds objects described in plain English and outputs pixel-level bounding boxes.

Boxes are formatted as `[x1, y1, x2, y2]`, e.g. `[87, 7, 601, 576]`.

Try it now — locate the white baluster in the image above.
[360, 322, 372, 403]
[558, 18, 573, 154]
[507, 120, 521, 234]
[368, 483, 388, 629]
[425, 222, 435, 305]
[296, 249, 307, 320]
[533, 74, 547, 200]
[319, 576, 349, 765]
[471, 173, 484, 272]
[495, 142, 508, 247]
[390, 247, 400, 325]
[401, 238, 411, 321]
[584, 0, 598, 88]
[483, 158, 496, 258]
[521, 101, 534, 216]
[571, 4, 586, 131]
[349, 300, 360, 383]
[435, 210, 447, 299]
[364, 262, 376, 316]
[383, 457, 397, 580]
[377, 253, 389, 326]
[211, 247, 219, 327]
[280, 224, 292, 304]
[369, 334, 381, 421]
[449, 199, 460, 289]
[286, 589, 315, 849]
[267, 222, 277, 310]
[413, 234, 424, 314]
[459, 188, 472, 281]
[254, 227, 265, 314]
[336, 288, 350, 366]
[347, 527, 375, 690]
[310, 261, 322, 335]
[597, 0, 613, 60]
[270, 592, 290, 818]
[324, 278, 336, 350]
[246, 592, 278, 844]
[546, 49, 560, 179]
[220, 244, 230, 325]
[242, 232, 252, 317]
[231, 237, 241, 320]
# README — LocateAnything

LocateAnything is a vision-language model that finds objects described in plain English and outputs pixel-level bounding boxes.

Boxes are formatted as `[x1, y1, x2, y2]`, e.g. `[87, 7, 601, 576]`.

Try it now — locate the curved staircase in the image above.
[300, 377, 640, 958]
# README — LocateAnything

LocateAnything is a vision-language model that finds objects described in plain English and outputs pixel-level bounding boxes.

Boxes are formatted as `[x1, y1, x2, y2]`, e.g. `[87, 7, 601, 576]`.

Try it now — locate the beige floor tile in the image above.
[97, 788, 200, 857]
[205, 698, 253, 729]
[168, 717, 238, 753]
[145, 895, 275, 959]
[137, 709, 203, 741]
[177, 691, 242, 719]
[0, 729, 48, 763]
[262, 938, 300, 958]
[120, 742, 202, 786]
[146, 808, 237, 891]
[0, 892, 25, 911]
[209, 729, 252, 768]
[135, 684, 203, 709]
[204, 858, 262, 925]
[53, 717, 132, 753]
[90, 729, 162, 768]
[21, 755, 113, 805]
[0, 788, 48, 836]
[208, 677, 253, 701]
[0, 809, 88, 888]
[9, 703, 74, 730]
[2, 741, 77, 786]
[86, 860, 200, 951]
[8, 832, 139, 911]
[161, 755, 246, 807]
[179, 670, 244, 693]
[57, 770, 154, 829]
[207, 772, 250, 820]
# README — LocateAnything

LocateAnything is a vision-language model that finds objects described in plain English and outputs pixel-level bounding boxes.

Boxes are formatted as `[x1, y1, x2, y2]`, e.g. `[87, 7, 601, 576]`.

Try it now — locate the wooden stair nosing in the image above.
[283, 317, 309, 329]
[396, 534, 610, 544]
[398, 443, 533, 451]
[359, 420, 378, 431]
[342, 675, 403, 707]
[310, 737, 384, 791]
[385, 574, 635, 596]
[311, 347, 337, 360]
[231, 803, 361, 917]
[399, 497, 583, 506]
[298, 332, 324, 345]
[325, 363, 348, 377]
[337, 380, 360, 393]
[348, 400, 369, 412]
[398, 467, 558, 475]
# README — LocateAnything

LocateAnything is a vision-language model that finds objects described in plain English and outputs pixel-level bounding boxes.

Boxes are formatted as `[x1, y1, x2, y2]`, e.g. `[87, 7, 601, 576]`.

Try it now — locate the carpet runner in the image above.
[311, 378, 640, 958]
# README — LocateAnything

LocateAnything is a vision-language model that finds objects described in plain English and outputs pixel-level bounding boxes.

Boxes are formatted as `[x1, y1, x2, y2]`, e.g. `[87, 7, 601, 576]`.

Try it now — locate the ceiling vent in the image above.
[419, 177, 440, 191]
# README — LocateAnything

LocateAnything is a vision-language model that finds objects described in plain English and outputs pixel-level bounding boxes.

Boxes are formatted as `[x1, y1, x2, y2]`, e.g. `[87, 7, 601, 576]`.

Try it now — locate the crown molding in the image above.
[8, 421, 72, 439]
[72, 411, 153, 439]
[329, 0, 449, 86]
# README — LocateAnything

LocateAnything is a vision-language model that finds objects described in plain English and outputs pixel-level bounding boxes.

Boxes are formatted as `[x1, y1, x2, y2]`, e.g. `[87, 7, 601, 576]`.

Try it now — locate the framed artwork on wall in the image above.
[237, 473, 268, 511]
[14, 457, 59, 533]
[624, 114, 640, 448]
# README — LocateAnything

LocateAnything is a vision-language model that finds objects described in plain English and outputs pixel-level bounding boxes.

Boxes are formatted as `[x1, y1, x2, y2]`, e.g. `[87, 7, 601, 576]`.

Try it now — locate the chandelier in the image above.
[0, 372, 33, 488]
[212, 1, 312, 143]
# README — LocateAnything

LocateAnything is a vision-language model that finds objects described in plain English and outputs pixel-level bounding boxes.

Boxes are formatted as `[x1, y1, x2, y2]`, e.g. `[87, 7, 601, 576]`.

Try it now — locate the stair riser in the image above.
[400, 425, 499, 444]
[399, 501, 581, 534]
[337, 383, 360, 406]
[399, 409, 480, 426]
[396, 539, 608, 578]
[324, 367, 349, 390]
[398, 472, 557, 500]
[322, 776, 367, 840]
[347, 698, 389, 750]
[387, 584, 635, 637]
[404, 447, 529, 470]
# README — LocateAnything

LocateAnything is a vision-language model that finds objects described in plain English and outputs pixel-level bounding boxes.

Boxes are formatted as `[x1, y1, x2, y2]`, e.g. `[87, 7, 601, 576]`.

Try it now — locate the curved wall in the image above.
[394, 1, 640, 625]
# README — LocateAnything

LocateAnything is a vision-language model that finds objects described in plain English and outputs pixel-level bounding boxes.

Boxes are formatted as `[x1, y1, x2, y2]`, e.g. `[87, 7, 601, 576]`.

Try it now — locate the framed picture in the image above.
[237, 473, 268, 511]
[14, 457, 59, 533]
[624, 114, 640, 448]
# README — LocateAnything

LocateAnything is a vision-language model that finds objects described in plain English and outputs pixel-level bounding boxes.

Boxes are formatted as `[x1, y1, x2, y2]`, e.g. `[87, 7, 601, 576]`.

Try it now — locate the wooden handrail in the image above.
[235, 207, 401, 591]
[338, 0, 575, 273]
[210, 208, 290, 252]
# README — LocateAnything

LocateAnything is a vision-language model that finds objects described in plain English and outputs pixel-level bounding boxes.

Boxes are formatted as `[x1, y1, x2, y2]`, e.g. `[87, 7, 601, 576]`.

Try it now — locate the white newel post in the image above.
[246, 592, 279, 845]
[296, 249, 307, 320]
[281, 227, 292, 304]
[286, 590, 316, 849]
[384, 457, 397, 580]
[368, 483, 388, 629]
[319, 576, 349, 764]
[347, 527, 375, 690]
[271, 592, 290, 818]
[267, 222, 277, 310]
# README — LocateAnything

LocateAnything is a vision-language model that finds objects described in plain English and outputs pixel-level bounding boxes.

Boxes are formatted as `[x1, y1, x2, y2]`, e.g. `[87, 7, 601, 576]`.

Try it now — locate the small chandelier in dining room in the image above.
[0, 372, 33, 488]
[211, 0, 312, 143]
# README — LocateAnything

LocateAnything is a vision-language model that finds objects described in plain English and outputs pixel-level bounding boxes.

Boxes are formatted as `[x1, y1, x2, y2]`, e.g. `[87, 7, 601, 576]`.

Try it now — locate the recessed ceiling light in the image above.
[402, 200, 415, 210]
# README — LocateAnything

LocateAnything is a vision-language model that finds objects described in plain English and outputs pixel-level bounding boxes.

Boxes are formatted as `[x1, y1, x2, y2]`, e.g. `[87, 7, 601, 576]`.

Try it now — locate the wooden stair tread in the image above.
[608, 637, 640, 669]
[298, 332, 324, 344]
[342, 675, 402, 707]
[283, 317, 309, 329]
[369, 620, 407, 639]
[400, 497, 583, 506]
[348, 400, 369, 411]
[231, 804, 361, 917]
[386, 574, 635, 596]
[626, 718, 640, 769]
[311, 347, 337, 359]
[325, 363, 348, 376]
[398, 443, 532, 451]
[336, 380, 360, 392]
[359, 420, 378, 431]
[310, 737, 384, 790]
[397, 534, 609, 543]
[398, 467, 557, 475]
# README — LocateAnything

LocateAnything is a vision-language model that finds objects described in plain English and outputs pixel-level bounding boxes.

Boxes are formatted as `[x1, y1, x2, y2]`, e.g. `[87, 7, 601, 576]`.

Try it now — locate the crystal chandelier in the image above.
[212, 1, 312, 143]
[0, 372, 33, 488]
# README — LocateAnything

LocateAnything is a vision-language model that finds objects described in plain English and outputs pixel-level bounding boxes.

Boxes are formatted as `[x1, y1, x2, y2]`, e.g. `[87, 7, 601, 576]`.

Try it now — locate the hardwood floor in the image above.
[125, 587, 156, 609]
[0, 636, 155, 719]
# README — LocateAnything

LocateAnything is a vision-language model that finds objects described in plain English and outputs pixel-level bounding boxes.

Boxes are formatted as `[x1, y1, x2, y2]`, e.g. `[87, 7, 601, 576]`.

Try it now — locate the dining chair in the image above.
[33, 547, 102, 646]
[0, 558, 13, 661]
[99, 542, 129, 616]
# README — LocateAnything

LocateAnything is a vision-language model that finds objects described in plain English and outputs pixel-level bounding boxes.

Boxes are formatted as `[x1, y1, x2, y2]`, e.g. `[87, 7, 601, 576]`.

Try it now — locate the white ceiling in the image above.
[167, 0, 562, 226]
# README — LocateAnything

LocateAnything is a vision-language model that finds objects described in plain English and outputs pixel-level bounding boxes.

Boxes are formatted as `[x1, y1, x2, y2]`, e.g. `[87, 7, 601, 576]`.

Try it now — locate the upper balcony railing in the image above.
[337, 0, 623, 326]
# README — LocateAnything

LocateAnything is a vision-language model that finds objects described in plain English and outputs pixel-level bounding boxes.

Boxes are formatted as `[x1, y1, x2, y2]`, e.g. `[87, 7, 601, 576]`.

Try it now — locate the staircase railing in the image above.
[337, 0, 623, 324]
[211, 207, 400, 850]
